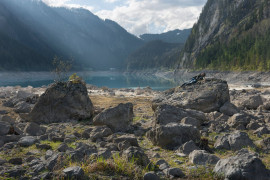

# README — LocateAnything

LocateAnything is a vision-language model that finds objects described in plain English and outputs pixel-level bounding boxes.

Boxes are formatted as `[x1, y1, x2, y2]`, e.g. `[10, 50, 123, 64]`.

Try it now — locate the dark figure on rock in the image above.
[181, 72, 206, 87]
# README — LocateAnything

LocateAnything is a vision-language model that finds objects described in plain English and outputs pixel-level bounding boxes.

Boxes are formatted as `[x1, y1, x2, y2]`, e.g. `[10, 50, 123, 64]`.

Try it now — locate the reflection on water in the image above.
[0, 71, 178, 91]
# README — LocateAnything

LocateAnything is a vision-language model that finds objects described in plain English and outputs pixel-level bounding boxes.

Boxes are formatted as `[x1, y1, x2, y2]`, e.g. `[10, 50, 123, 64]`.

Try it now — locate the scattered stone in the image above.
[36, 143, 52, 150]
[63, 166, 84, 180]
[8, 157, 22, 165]
[93, 103, 133, 132]
[1, 115, 15, 124]
[214, 131, 255, 151]
[24, 122, 46, 136]
[113, 134, 139, 147]
[254, 127, 270, 135]
[177, 140, 200, 155]
[4, 166, 26, 177]
[46, 153, 61, 171]
[18, 136, 38, 147]
[163, 168, 185, 178]
[123, 146, 150, 166]
[153, 104, 205, 125]
[90, 126, 113, 141]
[0, 121, 11, 136]
[189, 150, 220, 165]
[219, 102, 239, 116]
[147, 123, 200, 149]
[181, 117, 201, 128]
[240, 95, 263, 110]
[14, 101, 31, 113]
[57, 143, 70, 152]
[144, 172, 160, 180]
[26, 81, 94, 124]
[214, 149, 270, 180]
[227, 113, 250, 128]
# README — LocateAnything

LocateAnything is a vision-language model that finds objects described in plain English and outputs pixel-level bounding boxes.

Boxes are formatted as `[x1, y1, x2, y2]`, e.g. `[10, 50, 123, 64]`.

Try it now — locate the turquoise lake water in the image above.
[0, 72, 178, 91]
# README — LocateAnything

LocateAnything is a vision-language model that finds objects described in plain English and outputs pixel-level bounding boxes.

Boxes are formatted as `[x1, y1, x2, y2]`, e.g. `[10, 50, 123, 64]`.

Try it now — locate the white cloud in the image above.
[104, 0, 120, 3]
[42, 0, 206, 35]
[42, 0, 94, 11]
[96, 0, 205, 35]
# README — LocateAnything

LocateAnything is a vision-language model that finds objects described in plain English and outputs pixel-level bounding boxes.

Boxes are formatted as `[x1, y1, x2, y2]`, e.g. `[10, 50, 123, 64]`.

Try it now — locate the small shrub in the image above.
[52, 56, 72, 82]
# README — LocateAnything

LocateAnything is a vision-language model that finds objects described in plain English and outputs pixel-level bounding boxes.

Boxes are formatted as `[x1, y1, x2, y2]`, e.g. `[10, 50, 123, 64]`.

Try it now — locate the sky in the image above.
[42, 0, 207, 36]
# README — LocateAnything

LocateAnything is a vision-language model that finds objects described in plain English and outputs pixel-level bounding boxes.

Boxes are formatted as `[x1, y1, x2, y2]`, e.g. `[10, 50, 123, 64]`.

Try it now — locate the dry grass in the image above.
[90, 95, 154, 122]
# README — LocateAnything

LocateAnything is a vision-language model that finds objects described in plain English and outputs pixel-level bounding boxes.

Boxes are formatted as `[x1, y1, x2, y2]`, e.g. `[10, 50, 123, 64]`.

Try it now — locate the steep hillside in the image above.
[126, 40, 183, 70]
[0, 0, 143, 71]
[178, 0, 270, 71]
[140, 29, 191, 44]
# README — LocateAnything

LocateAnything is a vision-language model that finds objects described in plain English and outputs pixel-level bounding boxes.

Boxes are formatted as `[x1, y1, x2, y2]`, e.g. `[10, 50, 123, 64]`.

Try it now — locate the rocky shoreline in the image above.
[0, 78, 269, 179]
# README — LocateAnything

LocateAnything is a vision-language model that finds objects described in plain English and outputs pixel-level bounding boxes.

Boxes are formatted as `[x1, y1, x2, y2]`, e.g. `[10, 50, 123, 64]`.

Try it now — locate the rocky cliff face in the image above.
[178, 0, 270, 70]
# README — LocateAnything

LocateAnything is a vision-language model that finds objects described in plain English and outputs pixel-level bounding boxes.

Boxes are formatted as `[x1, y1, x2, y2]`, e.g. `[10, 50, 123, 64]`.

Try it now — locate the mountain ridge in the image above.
[178, 0, 270, 71]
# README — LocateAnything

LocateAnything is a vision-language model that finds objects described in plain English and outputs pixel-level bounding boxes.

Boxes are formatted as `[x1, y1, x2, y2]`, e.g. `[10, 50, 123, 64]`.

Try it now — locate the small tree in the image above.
[52, 56, 72, 82]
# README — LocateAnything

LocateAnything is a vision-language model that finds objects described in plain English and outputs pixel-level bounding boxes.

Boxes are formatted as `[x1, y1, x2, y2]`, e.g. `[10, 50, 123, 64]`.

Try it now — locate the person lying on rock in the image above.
[181, 72, 206, 87]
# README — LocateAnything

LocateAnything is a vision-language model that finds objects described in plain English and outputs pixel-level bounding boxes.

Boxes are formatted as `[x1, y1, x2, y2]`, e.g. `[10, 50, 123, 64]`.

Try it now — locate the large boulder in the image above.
[239, 95, 263, 110]
[152, 79, 230, 113]
[0, 121, 11, 136]
[154, 104, 205, 125]
[214, 131, 255, 151]
[146, 123, 200, 149]
[93, 103, 133, 132]
[189, 150, 220, 165]
[26, 81, 94, 124]
[214, 149, 270, 180]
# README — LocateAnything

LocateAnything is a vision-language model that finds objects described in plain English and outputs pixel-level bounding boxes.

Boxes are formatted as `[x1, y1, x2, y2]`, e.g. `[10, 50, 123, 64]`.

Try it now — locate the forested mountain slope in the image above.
[178, 0, 270, 71]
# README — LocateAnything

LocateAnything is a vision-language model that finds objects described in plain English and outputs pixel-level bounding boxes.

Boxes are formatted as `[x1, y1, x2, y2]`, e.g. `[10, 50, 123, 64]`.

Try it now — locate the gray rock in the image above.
[254, 127, 270, 135]
[227, 113, 250, 128]
[1, 115, 15, 124]
[219, 102, 239, 116]
[246, 121, 261, 130]
[181, 117, 201, 128]
[0, 139, 4, 148]
[63, 166, 84, 180]
[147, 123, 200, 149]
[57, 143, 70, 152]
[177, 140, 200, 155]
[1, 134, 21, 143]
[93, 103, 133, 132]
[152, 79, 230, 113]
[14, 101, 32, 113]
[113, 134, 139, 147]
[123, 146, 150, 166]
[0, 121, 11, 136]
[159, 163, 170, 171]
[46, 153, 61, 171]
[240, 95, 263, 110]
[144, 172, 160, 180]
[214, 149, 270, 180]
[24, 122, 46, 136]
[154, 104, 205, 125]
[98, 148, 113, 159]
[156, 159, 168, 166]
[32, 163, 45, 173]
[0, 158, 7, 165]
[257, 137, 270, 150]
[90, 126, 113, 142]
[8, 157, 22, 165]
[189, 150, 220, 165]
[18, 136, 38, 147]
[4, 166, 26, 177]
[214, 131, 255, 151]
[36, 143, 52, 150]
[26, 81, 94, 124]
[163, 168, 185, 178]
